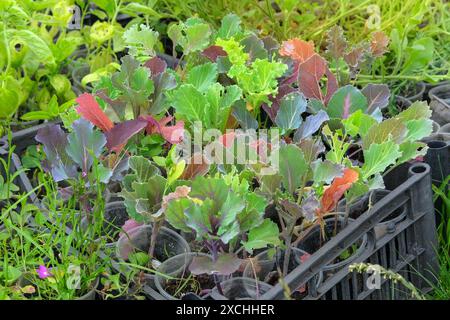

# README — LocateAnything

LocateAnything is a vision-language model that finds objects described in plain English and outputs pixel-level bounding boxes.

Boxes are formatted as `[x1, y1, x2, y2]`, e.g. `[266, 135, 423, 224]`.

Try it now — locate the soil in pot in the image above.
[296, 215, 368, 283]
[155, 253, 221, 300]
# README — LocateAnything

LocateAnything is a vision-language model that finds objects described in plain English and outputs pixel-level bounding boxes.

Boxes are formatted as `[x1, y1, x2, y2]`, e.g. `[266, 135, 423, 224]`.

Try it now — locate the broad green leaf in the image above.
[275, 92, 307, 132]
[0, 88, 19, 119]
[242, 219, 281, 253]
[187, 62, 218, 93]
[311, 159, 344, 184]
[362, 118, 407, 149]
[231, 100, 258, 130]
[395, 101, 432, 121]
[278, 144, 308, 194]
[342, 110, 377, 137]
[217, 13, 242, 40]
[362, 141, 401, 179]
[405, 119, 433, 141]
[327, 85, 368, 118]
[66, 119, 106, 173]
[397, 141, 428, 164]
[128, 156, 160, 183]
[166, 198, 194, 233]
[185, 199, 214, 239]
[402, 37, 434, 74]
[123, 24, 159, 59]
[169, 84, 207, 124]
[242, 34, 268, 61]
[238, 192, 267, 232]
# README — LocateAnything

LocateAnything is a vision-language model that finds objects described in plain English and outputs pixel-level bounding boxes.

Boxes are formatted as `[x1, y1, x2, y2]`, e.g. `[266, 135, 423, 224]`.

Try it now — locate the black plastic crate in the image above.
[260, 162, 438, 300]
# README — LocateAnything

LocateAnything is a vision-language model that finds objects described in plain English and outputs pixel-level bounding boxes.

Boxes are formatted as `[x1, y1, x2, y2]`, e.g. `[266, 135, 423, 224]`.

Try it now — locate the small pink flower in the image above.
[36, 265, 53, 279]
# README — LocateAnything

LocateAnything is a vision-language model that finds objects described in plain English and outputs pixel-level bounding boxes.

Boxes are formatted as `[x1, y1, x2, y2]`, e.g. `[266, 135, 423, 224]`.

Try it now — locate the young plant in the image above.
[119, 155, 186, 258]
[35, 118, 129, 216]
[165, 175, 280, 293]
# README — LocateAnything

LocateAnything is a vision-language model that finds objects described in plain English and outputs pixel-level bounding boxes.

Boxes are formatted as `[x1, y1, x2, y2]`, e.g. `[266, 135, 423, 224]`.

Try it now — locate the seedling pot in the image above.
[116, 224, 190, 287]
[242, 247, 319, 298]
[428, 84, 450, 125]
[154, 252, 221, 300]
[296, 215, 368, 283]
[338, 190, 407, 239]
[424, 140, 450, 186]
[80, 201, 130, 250]
[394, 95, 412, 112]
[437, 123, 450, 141]
[399, 81, 426, 102]
[210, 277, 273, 300]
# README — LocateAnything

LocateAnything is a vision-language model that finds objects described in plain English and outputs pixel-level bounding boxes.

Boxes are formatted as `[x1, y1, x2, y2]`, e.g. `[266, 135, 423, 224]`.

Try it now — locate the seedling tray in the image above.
[10, 143, 439, 300]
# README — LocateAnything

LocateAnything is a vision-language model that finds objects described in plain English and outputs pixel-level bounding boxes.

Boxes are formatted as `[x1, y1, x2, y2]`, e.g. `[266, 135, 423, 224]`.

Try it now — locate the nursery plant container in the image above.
[423, 80, 450, 100]
[394, 95, 412, 112]
[154, 252, 223, 300]
[437, 123, 450, 142]
[424, 140, 450, 186]
[80, 201, 129, 251]
[428, 84, 450, 126]
[242, 247, 320, 299]
[210, 277, 273, 300]
[296, 215, 369, 285]
[399, 82, 426, 102]
[259, 162, 438, 300]
[338, 190, 407, 239]
[116, 224, 190, 261]
[116, 224, 190, 290]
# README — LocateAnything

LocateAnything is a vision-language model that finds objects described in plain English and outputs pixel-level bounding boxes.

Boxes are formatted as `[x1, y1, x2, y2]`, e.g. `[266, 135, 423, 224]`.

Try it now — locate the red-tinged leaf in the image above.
[343, 93, 351, 119]
[144, 115, 185, 144]
[162, 186, 191, 211]
[370, 31, 389, 57]
[219, 131, 236, 148]
[144, 56, 167, 77]
[344, 45, 366, 68]
[362, 84, 390, 113]
[105, 118, 147, 151]
[324, 67, 338, 104]
[321, 168, 359, 213]
[326, 26, 347, 59]
[202, 45, 228, 62]
[249, 138, 272, 163]
[279, 38, 315, 63]
[76, 93, 114, 132]
[298, 54, 327, 102]
[180, 153, 210, 180]
[119, 219, 142, 237]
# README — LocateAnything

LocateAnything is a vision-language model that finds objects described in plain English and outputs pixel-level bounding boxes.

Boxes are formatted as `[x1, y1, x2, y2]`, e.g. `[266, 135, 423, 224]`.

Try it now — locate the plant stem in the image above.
[149, 220, 162, 258]
[209, 240, 224, 296]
